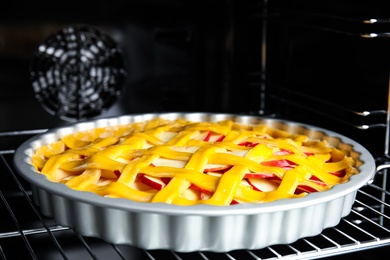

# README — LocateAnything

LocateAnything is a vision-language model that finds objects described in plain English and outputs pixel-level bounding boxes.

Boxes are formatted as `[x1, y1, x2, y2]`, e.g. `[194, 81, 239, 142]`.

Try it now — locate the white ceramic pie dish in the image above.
[13, 112, 376, 252]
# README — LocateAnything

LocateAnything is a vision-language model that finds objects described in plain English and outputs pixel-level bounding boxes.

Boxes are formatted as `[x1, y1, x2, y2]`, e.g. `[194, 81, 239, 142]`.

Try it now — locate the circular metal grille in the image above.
[30, 25, 127, 121]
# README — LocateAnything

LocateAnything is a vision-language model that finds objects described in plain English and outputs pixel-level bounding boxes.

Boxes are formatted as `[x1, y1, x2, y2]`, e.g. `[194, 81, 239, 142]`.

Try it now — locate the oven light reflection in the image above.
[363, 19, 377, 24]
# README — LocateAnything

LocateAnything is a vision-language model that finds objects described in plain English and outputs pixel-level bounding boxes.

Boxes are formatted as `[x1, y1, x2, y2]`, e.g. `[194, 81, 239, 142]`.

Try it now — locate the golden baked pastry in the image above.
[30, 118, 358, 206]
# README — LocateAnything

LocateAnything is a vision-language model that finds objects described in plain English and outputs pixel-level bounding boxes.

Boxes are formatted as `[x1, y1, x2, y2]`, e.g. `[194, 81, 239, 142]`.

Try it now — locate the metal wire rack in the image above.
[1, 130, 389, 260]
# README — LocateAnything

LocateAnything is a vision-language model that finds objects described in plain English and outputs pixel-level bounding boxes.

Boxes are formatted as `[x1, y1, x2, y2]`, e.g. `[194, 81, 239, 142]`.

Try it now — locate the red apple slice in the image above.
[230, 149, 249, 157]
[194, 131, 209, 141]
[247, 178, 278, 192]
[240, 178, 252, 187]
[160, 177, 172, 184]
[261, 159, 296, 168]
[204, 164, 232, 173]
[230, 198, 245, 205]
[158, 131, 177, 142]
[206, 172, 223, 178]
[198, 180, 249, 202]
[97, 179, 113, 186]
[181, 187, 201, 201]
[132, 178, 157, 191]
[202, 131, 225, 142]
[203, 131, 212, 141]
[295, 177, 327, 194]
[329, 170, 346, 177]
[151, 158, 186, 168]
[296, 185, 319, 194]
[190, 183, 213, 194]
[199, 191, 242, 203]
[200, 191, 212, 200]
[308, 178, 327, 186]
[244, 172, 276, 179]
[170, 146, 200, 153]
[139, 174, 166, 190]
[238, 141, 258, 147]
[207, 133, 225, 142]
[273, 149, 293, 155]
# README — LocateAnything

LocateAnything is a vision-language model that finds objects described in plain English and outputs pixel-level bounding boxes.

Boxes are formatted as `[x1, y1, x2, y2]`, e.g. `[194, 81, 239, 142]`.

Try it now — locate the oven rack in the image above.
[0, 131, 389, 260]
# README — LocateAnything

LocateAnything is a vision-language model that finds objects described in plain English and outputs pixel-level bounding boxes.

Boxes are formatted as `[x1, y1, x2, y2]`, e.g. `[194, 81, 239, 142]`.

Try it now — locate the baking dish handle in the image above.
[369, 163, 390, 185]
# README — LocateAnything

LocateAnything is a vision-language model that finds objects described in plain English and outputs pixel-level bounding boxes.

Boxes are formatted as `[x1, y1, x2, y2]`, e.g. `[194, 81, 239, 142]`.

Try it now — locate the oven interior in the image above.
[0, 0, 389, 259]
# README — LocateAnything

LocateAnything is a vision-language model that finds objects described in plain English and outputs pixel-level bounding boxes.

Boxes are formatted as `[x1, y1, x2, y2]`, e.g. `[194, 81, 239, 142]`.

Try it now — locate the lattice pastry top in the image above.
[30, 118, 358, 206]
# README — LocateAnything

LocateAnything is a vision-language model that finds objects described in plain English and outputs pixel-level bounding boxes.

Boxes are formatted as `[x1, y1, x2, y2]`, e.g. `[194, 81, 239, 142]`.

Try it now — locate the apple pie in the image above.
[30, 117, 358, 206]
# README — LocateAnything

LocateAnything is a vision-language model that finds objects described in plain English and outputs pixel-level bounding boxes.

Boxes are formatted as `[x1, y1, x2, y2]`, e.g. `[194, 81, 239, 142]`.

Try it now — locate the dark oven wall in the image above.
[1, 0, 389, 159]
[263, 0, 390, 158]
[0, 0, 240, 133]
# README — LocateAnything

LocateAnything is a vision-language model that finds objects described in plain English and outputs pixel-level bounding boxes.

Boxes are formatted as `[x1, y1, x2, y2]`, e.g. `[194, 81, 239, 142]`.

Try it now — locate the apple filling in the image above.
[30, 118, 358, 206]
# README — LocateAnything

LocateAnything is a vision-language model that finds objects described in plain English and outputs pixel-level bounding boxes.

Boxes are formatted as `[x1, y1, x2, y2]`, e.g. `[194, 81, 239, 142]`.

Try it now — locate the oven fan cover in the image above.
[29, 25, 127, 121]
